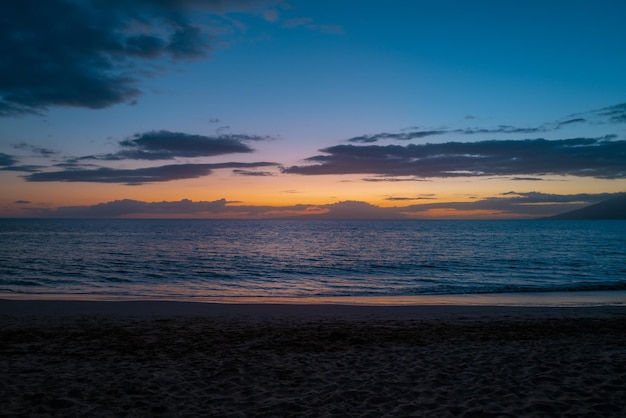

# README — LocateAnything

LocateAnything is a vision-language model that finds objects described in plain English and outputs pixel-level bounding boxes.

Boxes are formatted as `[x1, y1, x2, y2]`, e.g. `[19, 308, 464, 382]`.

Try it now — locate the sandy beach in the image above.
[1, 300, 625, 417]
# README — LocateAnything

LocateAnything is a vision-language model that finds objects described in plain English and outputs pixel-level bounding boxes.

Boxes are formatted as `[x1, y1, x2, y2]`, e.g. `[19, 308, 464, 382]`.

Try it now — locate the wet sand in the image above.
[1, 300, 625, 417]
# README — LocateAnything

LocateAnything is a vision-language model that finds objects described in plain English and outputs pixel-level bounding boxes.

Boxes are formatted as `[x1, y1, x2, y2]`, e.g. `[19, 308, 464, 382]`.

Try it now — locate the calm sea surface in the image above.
[1, 219, 625, 301]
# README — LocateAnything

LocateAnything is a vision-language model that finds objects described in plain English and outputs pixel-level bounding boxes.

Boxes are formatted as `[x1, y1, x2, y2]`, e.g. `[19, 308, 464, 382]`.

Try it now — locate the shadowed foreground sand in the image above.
[1, 301, 625, 417]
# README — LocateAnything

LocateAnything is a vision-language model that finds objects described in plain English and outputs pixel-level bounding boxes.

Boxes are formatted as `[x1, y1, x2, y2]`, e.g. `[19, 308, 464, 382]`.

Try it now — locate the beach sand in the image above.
[1, 300, 625, 417]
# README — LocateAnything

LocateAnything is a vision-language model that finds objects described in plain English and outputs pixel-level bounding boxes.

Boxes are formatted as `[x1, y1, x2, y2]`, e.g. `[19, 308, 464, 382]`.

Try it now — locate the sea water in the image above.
[1, 219, 625, 301]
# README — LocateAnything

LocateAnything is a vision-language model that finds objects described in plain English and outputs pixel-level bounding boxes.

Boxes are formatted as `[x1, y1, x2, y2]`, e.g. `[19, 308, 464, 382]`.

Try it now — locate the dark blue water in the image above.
[1, 219, 625, 300]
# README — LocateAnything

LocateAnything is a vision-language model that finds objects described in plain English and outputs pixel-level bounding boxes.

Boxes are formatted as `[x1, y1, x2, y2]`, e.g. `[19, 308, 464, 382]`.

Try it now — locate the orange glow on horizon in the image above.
[2, 167, 624, 219]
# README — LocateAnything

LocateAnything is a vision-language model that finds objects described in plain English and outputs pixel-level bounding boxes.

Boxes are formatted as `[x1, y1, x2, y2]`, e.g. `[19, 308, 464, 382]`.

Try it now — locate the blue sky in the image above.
[1, 0, 625, 218]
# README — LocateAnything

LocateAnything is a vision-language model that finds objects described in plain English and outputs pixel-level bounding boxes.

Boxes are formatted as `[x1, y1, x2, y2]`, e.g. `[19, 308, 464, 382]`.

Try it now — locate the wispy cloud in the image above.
[0, 0, 279, 116]
[557, 118, 586, 127]
[347, 130, 446, 143]
[346, 103, 626, 144]
[594, 103, 626, 123]
[456, 126, 548, 135]
[284, 136, 626, 179]
[11, 142, 58, 156]
[346, 123, 551, 144]
[561, 103, 626, 126]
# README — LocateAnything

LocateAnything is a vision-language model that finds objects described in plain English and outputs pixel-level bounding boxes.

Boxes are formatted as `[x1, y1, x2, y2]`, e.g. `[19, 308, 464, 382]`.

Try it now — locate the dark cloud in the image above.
[233, 169, 274, 176]
[0, 151, 42, 171]
[0, 145, 56, 173]
[24, 161, 277, 185]
[510, 177, 544, 181]
[12, 128, 277, 183]
[84, 130, 268, 160]
[14, 200, 30, 204]
[0, 0, 276, 116]
[0, 153, 18, 166]
[284, 136, 626, 179]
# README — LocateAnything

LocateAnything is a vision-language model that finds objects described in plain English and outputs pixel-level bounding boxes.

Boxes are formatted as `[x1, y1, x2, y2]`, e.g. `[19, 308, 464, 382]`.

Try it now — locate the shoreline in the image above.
[3, 289, 626, 305]
[0, 289, 624, 317]
[1, 293, 625, 321]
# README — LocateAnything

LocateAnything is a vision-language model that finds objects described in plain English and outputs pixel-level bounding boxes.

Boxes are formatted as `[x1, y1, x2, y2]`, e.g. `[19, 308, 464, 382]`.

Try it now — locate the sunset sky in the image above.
[1, 0, 625, 219]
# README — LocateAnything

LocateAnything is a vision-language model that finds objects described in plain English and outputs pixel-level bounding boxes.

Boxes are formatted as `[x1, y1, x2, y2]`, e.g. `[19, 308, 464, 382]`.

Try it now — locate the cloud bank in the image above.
[284, 137, 626, 179]
[26, 192, 622, 219]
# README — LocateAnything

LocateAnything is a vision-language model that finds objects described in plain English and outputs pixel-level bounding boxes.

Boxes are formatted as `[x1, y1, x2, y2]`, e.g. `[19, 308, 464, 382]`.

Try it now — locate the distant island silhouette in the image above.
[548, 194, 626, 220]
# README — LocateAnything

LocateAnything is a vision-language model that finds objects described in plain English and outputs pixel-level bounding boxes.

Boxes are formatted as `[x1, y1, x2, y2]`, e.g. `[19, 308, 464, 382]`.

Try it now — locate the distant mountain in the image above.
[549, 194, 626, 220]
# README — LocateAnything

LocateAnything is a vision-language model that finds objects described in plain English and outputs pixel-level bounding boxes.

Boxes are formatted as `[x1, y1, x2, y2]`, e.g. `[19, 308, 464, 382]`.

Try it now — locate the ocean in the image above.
[1, 219, 625, 302]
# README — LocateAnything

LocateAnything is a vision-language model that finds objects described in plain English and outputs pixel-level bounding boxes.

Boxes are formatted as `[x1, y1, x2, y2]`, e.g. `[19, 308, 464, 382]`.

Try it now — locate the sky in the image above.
[1, 0, 625, 219]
